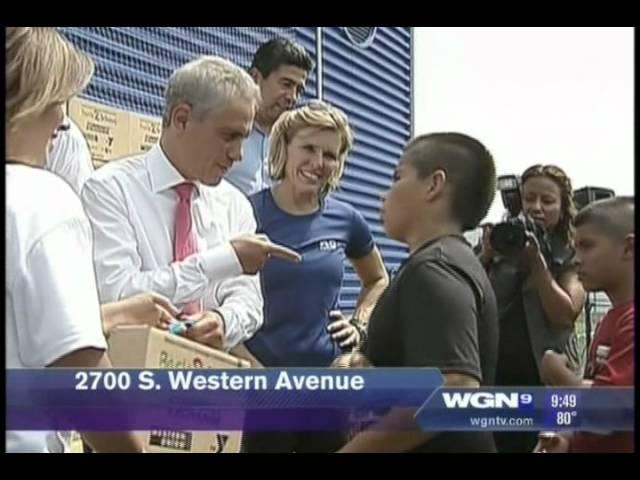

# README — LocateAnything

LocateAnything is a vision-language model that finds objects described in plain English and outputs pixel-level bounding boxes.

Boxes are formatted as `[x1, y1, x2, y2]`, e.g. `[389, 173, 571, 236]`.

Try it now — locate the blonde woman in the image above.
[6, 27, 173, 453]
[243, 101, 389, 452]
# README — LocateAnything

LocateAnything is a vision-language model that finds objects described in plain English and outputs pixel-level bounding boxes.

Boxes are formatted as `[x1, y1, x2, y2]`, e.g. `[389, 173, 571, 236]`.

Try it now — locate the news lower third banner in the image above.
[7, 368, 441, 431]
[6, 369, 634, 432]
[416, 387, 634, 432]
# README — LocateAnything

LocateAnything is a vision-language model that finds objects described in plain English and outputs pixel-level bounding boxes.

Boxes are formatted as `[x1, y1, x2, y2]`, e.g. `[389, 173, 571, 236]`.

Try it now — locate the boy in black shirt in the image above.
[337, 133, 499, 453]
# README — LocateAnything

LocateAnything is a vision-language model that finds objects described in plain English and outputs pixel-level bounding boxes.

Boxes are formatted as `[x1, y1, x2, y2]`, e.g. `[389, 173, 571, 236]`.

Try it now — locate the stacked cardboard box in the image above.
[68, 98, 131, 168]
[68, 98, 163, 170]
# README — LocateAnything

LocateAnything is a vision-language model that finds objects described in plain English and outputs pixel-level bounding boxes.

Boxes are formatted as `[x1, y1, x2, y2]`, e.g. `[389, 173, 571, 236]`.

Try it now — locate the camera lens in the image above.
[490, 222, 527, 257]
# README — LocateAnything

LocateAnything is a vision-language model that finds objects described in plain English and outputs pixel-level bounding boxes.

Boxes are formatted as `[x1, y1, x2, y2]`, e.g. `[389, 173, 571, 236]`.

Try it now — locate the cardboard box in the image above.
[68, 98, 131, 162]
[230, 343, 264, 368]
[108, 326, 249, 453]
[129, 112, 162, 154]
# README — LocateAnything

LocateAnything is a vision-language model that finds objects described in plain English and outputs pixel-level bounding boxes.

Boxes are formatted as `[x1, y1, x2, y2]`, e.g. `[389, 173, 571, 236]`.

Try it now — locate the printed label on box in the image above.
[69, 98, 130, 161]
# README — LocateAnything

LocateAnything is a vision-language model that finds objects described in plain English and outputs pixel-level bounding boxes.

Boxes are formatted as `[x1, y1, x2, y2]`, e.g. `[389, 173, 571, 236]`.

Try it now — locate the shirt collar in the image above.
[253, 123, 269, 137]
[147, 143, 201, 196]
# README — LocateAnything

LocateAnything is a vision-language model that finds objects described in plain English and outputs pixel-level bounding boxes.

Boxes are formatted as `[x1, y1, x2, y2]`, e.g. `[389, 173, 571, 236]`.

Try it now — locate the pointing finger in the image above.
[266, 243, 302, 263]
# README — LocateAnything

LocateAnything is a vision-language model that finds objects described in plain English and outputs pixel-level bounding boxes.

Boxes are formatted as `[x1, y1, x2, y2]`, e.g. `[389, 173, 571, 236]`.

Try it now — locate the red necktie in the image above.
[174, 183, 201, 315]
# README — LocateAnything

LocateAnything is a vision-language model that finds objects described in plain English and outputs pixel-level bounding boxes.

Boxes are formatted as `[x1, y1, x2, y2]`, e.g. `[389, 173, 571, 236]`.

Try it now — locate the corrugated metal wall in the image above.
[58, 27, 303, 117]
[305, 27, 411, 310]
[60, 27, 412, 312]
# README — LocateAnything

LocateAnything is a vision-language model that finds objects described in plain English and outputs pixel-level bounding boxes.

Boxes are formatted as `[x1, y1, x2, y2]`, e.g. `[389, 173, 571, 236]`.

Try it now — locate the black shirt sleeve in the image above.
[399, 260, 482, 382]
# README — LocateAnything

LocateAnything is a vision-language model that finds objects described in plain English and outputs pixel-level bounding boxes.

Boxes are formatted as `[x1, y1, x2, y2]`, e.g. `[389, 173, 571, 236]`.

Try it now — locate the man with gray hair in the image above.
[82, 56, 300, 350]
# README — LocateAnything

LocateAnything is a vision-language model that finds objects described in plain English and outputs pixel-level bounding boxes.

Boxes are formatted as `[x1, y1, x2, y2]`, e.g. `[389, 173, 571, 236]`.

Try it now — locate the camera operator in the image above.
[477, 164, 586, 453]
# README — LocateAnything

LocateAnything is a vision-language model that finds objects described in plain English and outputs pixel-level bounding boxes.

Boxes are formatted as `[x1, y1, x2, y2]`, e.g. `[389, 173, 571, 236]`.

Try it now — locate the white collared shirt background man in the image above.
[46, 118, 94, 195]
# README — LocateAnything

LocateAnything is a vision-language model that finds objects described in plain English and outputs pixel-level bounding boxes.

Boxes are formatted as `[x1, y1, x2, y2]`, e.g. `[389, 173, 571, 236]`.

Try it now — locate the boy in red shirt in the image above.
[537, 196, 634, 453]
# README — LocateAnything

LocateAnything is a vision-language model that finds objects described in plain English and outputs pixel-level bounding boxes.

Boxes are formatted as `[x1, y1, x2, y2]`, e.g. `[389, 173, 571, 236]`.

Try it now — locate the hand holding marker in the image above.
[169, 313, 201, 335]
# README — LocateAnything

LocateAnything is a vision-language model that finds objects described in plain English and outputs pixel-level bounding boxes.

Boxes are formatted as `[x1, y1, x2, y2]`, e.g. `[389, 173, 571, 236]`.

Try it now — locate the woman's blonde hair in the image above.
[269, 100, 354, 194]
[6, 27, 94, 133]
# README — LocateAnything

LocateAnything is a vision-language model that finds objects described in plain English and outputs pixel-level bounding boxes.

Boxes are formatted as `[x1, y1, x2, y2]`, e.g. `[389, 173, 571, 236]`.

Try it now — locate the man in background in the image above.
[225, 37, 313, 195]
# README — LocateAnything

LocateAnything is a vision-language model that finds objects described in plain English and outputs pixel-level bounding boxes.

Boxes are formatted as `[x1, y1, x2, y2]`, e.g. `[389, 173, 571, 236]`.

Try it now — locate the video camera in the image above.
[489, 175, 615, 267]
[488, 175, 552, 261]
[490, 213, 551, 259]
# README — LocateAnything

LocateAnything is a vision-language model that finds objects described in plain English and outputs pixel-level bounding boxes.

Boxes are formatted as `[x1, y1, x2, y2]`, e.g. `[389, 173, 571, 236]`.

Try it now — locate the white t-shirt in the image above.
[46, 119, 94, 196]
[6, 164, 107, 453]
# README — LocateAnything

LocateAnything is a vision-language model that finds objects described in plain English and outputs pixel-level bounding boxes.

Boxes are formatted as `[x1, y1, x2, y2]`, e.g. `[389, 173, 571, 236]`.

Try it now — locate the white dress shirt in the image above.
[6, 164, 107, 453]
[80, 143, 263, 348]
[46, 118, 94, 196]
[225, 126, 272, 196]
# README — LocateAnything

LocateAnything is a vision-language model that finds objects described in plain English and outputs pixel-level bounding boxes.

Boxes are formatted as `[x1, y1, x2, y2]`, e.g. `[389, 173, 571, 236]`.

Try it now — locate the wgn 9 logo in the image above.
[442, 392, 534, 410]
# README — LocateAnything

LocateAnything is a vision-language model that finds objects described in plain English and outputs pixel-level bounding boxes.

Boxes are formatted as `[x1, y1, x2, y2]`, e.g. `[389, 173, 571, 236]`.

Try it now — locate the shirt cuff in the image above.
[214, 306, 244, 350]
[199, 242, 243, 282]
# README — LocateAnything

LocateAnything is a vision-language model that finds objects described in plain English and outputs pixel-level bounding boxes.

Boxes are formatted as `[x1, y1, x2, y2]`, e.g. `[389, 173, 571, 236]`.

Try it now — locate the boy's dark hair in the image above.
[251, 37, 314, 78]
[575, 196, 635, 240]
[405, 132, 496, 231]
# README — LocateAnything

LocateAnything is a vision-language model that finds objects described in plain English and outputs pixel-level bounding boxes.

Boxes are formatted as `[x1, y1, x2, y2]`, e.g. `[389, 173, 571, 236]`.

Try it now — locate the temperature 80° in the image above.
[556, 411, 578, 426]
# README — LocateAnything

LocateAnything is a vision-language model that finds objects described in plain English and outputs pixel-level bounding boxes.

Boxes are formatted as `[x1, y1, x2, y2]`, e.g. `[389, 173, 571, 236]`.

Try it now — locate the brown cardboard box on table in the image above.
[108, 325, 249, 453]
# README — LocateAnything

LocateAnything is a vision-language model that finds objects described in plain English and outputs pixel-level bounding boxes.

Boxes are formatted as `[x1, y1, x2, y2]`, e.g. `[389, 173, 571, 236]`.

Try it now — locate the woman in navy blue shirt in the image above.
[243, 101, 389, 453]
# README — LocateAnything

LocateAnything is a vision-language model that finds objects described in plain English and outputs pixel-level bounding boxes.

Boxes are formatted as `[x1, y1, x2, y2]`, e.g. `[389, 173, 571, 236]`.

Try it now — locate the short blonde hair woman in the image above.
[6, 28, 176, 453]
[242, 101, 389, 453]
[6, 27, 94, 157]
[268, 100, 353, 194]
